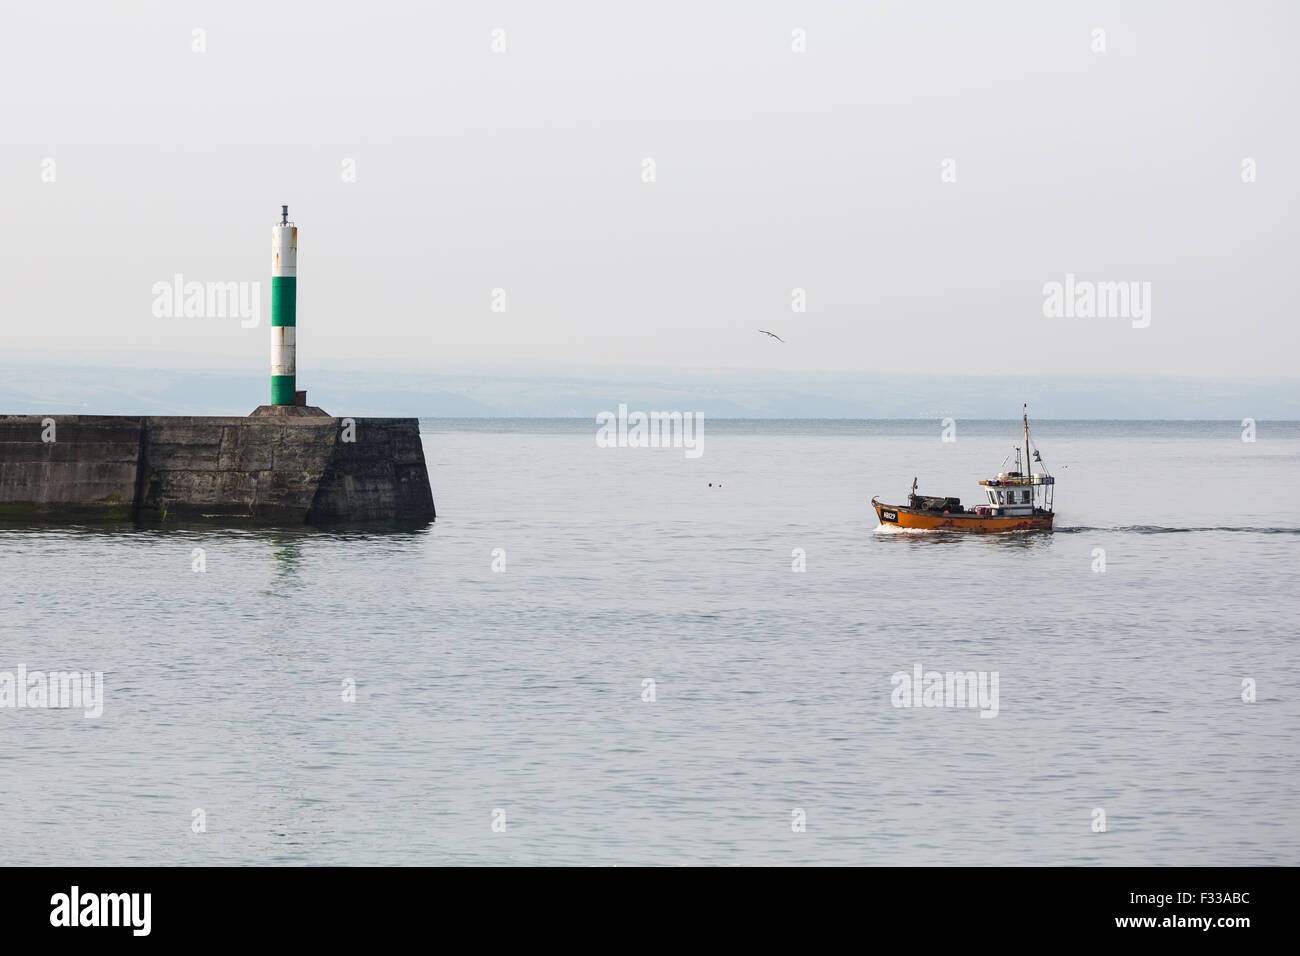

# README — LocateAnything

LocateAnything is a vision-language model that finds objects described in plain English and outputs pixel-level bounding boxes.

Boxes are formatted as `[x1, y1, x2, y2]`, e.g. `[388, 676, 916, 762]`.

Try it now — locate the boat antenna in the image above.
[1023, 404, 1030, 470]
[1024, 403, 1048, 473]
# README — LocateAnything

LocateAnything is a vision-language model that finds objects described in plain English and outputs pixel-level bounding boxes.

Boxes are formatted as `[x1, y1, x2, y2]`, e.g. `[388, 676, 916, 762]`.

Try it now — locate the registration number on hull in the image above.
[880, 509, 898, 523]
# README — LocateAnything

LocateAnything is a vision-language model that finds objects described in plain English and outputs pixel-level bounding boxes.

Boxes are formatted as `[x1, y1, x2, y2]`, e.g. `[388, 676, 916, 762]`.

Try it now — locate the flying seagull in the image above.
[758, 329, 785, 342]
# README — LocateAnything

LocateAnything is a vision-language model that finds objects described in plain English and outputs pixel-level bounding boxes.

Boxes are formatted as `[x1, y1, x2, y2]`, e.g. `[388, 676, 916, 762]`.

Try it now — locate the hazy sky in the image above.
[2, 1, 1297, 379]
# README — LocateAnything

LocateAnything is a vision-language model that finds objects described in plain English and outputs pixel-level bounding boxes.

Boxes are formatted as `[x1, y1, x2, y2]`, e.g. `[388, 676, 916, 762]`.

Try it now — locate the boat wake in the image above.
[874, 523, 1300, 535]
[1056, 525, 1300, 535]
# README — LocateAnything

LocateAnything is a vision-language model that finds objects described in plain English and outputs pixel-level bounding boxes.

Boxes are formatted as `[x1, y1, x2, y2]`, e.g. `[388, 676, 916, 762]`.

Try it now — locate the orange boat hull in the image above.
[874, 501, 1053, 533]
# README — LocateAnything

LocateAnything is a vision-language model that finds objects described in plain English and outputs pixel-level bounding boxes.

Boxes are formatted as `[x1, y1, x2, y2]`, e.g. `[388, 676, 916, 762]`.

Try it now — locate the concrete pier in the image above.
[0, 411, 435, 524]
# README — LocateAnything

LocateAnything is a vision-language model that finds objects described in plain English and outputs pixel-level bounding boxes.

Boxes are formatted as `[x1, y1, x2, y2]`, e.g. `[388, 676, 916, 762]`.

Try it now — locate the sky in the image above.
[1, 1, 1297, 387]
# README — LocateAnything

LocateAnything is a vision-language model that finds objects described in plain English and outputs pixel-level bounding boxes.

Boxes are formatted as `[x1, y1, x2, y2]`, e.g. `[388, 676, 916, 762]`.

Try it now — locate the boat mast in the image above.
[1023, 404, 1029, 466]
[1023, 403, 1031, 506]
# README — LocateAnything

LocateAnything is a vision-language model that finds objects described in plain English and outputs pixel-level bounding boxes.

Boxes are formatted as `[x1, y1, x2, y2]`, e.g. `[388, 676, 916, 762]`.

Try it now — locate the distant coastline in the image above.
[4, 355, 1296, 421]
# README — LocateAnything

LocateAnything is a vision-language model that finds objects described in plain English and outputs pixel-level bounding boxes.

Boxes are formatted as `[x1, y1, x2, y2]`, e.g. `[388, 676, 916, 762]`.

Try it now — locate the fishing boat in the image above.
[872, 405, 1055, 533]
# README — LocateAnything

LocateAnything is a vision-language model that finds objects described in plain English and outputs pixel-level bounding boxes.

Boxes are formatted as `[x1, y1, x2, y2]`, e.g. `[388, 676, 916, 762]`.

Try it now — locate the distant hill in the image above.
[1, 354, 1295, 419]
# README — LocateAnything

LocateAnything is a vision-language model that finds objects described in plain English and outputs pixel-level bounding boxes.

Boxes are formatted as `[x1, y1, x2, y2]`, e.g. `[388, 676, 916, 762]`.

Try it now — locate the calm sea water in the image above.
[2, 419, 1297, 866]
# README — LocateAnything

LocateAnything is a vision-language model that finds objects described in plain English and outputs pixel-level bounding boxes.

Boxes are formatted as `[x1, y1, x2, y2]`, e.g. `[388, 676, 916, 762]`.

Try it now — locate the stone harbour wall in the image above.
[0, 411, 435, 524]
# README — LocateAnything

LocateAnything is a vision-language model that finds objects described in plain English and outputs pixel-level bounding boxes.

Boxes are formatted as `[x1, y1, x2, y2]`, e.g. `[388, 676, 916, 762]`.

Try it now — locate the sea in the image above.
[1, 418, 1297, 865]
